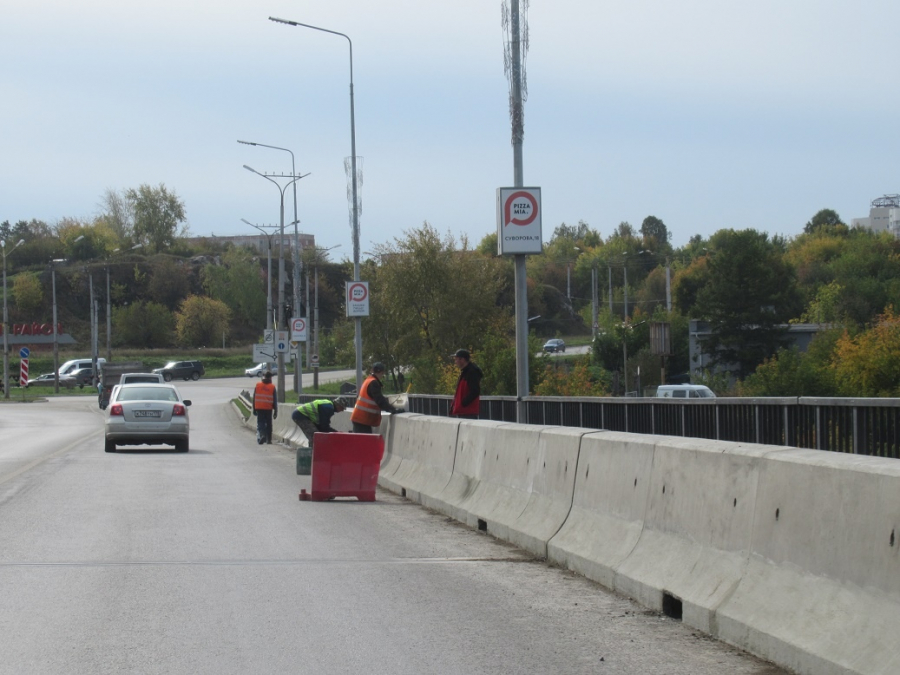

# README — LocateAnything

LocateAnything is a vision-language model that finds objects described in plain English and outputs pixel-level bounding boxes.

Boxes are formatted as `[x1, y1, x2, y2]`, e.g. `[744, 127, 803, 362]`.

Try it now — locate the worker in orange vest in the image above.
[252, 371, 278, 444]
[350, 362, 403, 433]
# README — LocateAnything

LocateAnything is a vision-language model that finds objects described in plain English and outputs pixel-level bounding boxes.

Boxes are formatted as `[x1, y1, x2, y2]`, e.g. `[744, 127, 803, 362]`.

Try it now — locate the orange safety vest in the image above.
[350, 376, 383, 427]
[254, 381, 276, 410]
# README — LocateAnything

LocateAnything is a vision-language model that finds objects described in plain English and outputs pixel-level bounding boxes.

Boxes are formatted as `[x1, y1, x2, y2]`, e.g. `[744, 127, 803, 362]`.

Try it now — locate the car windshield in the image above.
[163, 362, 178, 368]
[117, 387, 180, 402]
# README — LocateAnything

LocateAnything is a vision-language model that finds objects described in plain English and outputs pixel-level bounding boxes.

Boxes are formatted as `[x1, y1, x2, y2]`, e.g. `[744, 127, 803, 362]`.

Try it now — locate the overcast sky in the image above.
[4, 0, 899, 257]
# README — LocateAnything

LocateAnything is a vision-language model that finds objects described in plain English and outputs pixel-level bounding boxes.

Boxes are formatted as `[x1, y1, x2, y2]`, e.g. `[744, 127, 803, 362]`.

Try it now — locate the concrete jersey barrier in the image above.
[373, 414, 900, 675]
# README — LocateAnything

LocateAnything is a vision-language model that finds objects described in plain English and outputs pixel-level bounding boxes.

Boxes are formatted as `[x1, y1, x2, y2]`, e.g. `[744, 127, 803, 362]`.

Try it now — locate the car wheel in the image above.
[175, 439, 189, 452]
[191, 371, 200, 381]
[163, 373, 173, 382]
[104, 439, 116, 453]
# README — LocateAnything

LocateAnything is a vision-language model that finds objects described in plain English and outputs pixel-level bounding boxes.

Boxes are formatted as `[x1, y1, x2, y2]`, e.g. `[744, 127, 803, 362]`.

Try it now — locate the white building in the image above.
[851, 194, 900, 238]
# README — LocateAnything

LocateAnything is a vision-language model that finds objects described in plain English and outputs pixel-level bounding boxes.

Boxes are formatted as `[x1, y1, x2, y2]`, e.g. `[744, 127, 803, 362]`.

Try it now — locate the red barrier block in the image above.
[299, 432, 385, 502]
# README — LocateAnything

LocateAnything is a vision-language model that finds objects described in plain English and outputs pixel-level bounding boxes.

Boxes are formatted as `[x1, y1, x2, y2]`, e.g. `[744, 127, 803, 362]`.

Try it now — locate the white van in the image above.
[59, 358, 106, 377]
[656, 384, 716, 399]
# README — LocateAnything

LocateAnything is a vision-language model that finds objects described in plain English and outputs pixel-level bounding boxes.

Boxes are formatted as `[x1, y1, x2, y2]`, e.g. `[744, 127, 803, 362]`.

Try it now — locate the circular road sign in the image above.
[19, 347, 30, 359]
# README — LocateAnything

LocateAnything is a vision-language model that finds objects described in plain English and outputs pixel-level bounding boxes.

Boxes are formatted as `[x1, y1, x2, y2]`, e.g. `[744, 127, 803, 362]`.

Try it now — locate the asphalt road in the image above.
[0, 378, 784, 675]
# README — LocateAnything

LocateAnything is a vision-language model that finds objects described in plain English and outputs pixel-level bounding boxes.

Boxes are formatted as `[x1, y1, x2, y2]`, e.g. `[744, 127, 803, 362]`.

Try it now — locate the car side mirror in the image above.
[183, 400, 192, 406]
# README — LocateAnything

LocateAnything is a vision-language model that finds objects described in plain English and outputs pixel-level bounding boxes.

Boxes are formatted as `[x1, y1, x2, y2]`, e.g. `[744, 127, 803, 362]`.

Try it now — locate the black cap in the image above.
[372, 362, 386, 373]
[453, 349, 470, 360]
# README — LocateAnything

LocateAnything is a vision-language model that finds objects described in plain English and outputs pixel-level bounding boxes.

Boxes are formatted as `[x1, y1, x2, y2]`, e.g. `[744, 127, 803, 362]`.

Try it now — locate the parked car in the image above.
[104, 383, 192, 453]
[26, 373, 75, 389]
[542, 338, 566, 353]
[152, 360, 205, 382]
[656, 384, 716, 399]
[245, 362, 274, 377]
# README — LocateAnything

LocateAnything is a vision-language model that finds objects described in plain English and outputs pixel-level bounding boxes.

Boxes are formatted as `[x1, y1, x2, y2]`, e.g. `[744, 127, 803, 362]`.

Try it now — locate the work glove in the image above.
[392, 407, 405, 415]
[273, 411, 278, 419]
[252, 410, 257, 416]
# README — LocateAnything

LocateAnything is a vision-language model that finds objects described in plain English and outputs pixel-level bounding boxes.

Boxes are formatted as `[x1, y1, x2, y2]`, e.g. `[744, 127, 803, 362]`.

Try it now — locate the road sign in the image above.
[311, 354, 320, 366]
[346, 281, 370, 317]
[19, 347, 30, 359]
[253, 344, 276, 364]
[20, 358, 29, 386]
[291, 317, 307, 342]
[263, 329, 274, 344]
[275, 330, 289, 354]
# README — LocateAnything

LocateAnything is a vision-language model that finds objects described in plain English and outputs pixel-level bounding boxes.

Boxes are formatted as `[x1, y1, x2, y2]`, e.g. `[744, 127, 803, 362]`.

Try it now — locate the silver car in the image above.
[104, 383, 192, 453]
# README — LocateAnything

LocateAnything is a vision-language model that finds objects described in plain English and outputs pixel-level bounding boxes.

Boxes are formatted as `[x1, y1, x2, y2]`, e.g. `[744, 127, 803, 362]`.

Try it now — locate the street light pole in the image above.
[107, 243, 142, 362]
[241, 219, 275, 331]
[243, 165, 306, 403]
[2, 238, 25, 399]
[269, 16, 363, 392]
[238, 140, 304, 394]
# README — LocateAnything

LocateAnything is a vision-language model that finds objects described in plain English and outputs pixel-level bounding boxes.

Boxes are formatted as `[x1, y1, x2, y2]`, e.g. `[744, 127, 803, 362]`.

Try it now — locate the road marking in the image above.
[0, 556, 536, 568]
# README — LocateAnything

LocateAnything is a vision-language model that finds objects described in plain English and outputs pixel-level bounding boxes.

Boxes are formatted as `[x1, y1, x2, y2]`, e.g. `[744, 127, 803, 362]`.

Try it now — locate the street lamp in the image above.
[269, 15, 363, 392]
[243, 163, 307, 403]
[2, 238, 25, 399]
[241, 219, 276, 331]
[238, 139, 305, 394]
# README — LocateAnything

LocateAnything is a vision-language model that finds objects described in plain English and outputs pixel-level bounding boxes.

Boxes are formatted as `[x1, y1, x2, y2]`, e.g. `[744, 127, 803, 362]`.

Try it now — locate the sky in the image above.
[4, 0, 900, 259]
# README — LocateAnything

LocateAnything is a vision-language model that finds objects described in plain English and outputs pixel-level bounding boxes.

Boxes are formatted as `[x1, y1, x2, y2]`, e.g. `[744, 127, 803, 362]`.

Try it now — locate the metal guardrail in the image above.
[407, 395, 900, 459]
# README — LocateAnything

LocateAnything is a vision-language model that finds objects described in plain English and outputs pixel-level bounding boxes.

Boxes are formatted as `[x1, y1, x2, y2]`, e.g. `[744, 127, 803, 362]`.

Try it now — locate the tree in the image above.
[98, 187, 134, 240]
[831, 308, 900, 397]
[175, 295, 231, 347]
[640, 215, 670, 249]
[364, 222, 507, 387]
[147, 258, 192, 310]
[804, 208, 845, 234]
[201, 248, 266, 326]
[13, 272, 43, 316]
[126, 184, 187, 253]
[691, 229, 801, 379]
[112, 301, 175, 348]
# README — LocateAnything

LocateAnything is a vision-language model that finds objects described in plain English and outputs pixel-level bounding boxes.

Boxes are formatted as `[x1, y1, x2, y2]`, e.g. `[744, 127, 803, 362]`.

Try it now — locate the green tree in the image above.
[147, 258, 192, 310]
[126, 183, 187, 253]
[365, 223, 506, 375]
[831, 308, 900, 397]
[691, 229, 801, 379]
[175, 295, 231, 347]
[804, 208, 845, 234]
[640, 215, 670, 249]
[112, 301, 174, 348]
[201, 248, 265, 326]
[13, 272, 43, 315]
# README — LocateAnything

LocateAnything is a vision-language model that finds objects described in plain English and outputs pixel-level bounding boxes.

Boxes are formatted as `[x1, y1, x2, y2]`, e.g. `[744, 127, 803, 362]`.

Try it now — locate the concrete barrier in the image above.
[547, 431, 655, 589]
[507, 426, 589, 558]
[377, 414, 459, 511]
[715, 450, 900, 675]
[613, 438, 785, 634]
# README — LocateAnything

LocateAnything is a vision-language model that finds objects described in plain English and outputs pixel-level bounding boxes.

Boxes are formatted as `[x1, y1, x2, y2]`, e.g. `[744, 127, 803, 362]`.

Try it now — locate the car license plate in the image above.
[133, 410, 161, 418]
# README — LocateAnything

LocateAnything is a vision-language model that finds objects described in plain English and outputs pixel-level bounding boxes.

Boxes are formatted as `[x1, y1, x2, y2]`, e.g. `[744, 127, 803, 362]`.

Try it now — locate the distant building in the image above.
[186, 233, 316, 254]
[851, 194, 900, 238]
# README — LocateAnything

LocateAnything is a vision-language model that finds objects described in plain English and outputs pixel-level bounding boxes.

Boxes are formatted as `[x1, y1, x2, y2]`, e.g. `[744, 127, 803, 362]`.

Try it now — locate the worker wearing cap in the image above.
[351, 362, 402, 433]
[450, 349, 483, 419]
[252, 371, 278, 444]
[292, 397, 348, 450]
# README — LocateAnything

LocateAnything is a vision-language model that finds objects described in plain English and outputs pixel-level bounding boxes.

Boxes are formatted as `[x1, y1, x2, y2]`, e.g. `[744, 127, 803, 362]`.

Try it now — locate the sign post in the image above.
[19, 347, 29, 387]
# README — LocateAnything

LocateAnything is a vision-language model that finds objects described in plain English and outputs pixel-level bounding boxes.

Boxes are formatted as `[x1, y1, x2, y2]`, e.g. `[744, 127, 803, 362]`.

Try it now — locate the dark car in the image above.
[542, 338, 566, 353]
[152, 360, 205, 382]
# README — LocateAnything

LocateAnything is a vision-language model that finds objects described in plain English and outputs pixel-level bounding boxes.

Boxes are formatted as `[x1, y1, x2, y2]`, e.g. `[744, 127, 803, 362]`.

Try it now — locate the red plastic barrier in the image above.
[299, 432, 385, 502]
